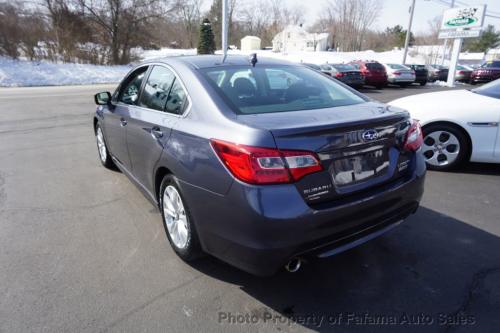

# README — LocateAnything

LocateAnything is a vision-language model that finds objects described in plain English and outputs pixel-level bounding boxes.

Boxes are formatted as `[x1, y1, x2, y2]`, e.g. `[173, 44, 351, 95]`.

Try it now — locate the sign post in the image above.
[438, 5, 486, 87]
[221, 0, 228, 62]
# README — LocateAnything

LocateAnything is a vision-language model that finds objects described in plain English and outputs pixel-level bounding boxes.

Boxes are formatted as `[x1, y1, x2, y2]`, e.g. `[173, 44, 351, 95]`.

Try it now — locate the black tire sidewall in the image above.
[159, 174, 201, 261]
[423, 124, 469, 171]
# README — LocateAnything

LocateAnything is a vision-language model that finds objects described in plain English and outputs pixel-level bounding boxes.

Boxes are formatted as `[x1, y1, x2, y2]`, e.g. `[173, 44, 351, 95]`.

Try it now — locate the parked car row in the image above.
[304, 60, 500, 88]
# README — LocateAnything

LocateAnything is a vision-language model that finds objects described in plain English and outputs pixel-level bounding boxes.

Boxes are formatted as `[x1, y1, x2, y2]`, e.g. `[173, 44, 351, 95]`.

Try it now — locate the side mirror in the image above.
[94, 91, 112, 106]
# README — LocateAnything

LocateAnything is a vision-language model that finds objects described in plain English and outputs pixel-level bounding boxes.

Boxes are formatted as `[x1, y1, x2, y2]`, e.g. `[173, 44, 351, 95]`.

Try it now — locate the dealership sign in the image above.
[440, 5, 486, 30]
[438, 29, 482, 39]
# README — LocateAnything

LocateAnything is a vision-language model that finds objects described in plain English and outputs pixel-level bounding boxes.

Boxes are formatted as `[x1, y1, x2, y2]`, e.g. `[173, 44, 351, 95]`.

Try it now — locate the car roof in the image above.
[144, 55, 295, 69]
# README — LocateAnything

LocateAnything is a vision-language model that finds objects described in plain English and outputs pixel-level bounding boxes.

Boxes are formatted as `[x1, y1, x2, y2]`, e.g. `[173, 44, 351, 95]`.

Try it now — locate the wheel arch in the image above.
[421, 120, 473, 162]
[154, 166, 173, 205]
[93, 117, 99, 133]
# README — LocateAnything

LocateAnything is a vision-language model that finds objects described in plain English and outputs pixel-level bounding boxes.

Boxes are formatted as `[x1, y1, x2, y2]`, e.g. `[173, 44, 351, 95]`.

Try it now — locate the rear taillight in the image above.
[458, 70, 465, 74]
[404, 120, 423, 151]
[393, 71, 401, 76]
[210, 139, 322, 184]
[335, 72, 344, 78]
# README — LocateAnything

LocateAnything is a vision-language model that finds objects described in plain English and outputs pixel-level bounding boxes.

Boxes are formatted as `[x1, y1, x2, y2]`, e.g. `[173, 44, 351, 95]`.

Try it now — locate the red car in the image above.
[349, 60, 388, 89]
[470, 60, 500, 84]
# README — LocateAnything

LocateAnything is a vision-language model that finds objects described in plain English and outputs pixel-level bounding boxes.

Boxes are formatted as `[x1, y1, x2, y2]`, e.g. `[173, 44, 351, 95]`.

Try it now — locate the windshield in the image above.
[481, 61, 500, 68]
[411, 65, 426, 70]
[366, 63, 384, 70]
[201, 65, 367, 115]
[387, 64, 408, 70]
[472, 78, 500, 99]
[332, 64, 356, 71]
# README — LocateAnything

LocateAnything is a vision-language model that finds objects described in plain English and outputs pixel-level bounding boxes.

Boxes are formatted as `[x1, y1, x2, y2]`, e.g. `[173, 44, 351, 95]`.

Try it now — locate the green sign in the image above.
[445, 17, 477, 27]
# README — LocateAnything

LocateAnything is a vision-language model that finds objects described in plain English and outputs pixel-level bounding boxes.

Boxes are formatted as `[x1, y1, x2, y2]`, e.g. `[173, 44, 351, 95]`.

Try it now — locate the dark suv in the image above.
[349, 60, 388, 89]
[93, 55, 425, 276]
[406, 64, 428, 86]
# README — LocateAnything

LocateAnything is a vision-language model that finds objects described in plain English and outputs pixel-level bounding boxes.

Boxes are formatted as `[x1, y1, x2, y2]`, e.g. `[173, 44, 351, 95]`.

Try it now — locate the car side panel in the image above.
[127, 106, 178, 194]
[103, 104, 132, 170]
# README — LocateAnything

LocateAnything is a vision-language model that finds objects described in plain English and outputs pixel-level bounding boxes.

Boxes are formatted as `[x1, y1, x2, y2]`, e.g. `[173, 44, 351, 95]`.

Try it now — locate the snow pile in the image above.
[135, 48, 197, 61]
[0, 57, 131, 87]
[222, 48, 428, 65]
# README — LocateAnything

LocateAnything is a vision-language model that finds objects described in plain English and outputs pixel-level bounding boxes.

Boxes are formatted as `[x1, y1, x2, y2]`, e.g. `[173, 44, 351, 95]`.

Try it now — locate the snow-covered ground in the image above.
[222, 48, 428, 65]
[0, 57, 131, 87]
[0, 47, 475, 87]
[136, 48, 197, 61]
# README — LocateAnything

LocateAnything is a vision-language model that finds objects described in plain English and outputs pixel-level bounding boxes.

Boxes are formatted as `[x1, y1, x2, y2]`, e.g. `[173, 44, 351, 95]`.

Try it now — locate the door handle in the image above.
[151, 127, 163, 138]
[120, 118, 127, 126]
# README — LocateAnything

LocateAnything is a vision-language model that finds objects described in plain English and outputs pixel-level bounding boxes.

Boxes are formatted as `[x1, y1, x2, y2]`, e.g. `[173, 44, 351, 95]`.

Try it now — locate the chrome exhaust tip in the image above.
[285, 258, 302, 273]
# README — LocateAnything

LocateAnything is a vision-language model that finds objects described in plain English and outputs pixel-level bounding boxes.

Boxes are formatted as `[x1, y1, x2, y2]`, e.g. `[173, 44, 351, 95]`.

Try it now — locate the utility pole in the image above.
[221, 0, 228, 62]
[440, 0, 455, 65]
[402, 0, 416, 64]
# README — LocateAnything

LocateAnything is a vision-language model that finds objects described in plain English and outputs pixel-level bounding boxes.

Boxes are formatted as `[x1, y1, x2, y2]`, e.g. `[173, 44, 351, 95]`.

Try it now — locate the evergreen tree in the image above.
[198, 18, 216, 54]
[463, 25, 500, 52]
[385, 25, 415, 48]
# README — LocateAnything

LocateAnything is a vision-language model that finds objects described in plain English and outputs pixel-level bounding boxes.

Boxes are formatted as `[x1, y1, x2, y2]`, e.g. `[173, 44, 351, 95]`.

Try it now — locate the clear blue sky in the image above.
[292, 0, 500, 34]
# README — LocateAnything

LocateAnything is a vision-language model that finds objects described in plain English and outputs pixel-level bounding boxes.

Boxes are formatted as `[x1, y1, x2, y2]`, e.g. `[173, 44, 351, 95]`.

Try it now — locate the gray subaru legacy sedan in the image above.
[93, 55, 425, 276]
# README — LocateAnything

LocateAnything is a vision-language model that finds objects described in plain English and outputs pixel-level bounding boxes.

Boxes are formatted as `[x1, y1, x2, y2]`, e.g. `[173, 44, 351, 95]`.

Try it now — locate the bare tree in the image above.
[174, 0, 203, 48]
[0, 2, 22, 59]
[236, 0, 305, 47]
[76, 0, 174, 64]
[319, 0, 382, 51]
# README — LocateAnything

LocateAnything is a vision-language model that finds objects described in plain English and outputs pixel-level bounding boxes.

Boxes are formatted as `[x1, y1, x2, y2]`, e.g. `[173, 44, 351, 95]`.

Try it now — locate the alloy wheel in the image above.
[422, 130, 460, 167]
[163, 185, 189, 249]
[96, 127, 107, 163]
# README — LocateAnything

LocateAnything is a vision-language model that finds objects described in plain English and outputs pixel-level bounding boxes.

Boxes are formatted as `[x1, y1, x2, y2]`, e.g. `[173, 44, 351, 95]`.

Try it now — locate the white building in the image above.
[272, 25, 330, 53]
[240, 36, 261, 52]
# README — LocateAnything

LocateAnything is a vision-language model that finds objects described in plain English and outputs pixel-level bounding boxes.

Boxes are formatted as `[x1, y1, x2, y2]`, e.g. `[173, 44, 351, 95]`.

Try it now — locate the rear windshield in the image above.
[472, 79, 500, 99]
[200, 65, 367, 115]
[304, 63, 321, 70]
[387, 64, 407, 70]
[481, 61, 500, 68]
[332, 64, 356, 71]
[412, 65, 426, 70]
[365, 63, 384, 70]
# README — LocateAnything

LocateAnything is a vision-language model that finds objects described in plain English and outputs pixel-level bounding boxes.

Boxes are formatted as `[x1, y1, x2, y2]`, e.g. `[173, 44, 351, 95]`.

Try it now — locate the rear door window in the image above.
[118, 66, 148, 105]
[165, 79, 188, 115]
[139, 66, 176, 111]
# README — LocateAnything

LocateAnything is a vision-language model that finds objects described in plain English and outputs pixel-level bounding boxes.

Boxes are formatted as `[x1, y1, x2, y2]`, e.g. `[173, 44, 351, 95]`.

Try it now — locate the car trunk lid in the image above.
[237, 102, 413, 204]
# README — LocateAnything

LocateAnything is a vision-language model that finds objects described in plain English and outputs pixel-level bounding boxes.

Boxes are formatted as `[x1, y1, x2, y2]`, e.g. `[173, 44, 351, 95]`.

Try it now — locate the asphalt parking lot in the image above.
[1, 83, 499, 332]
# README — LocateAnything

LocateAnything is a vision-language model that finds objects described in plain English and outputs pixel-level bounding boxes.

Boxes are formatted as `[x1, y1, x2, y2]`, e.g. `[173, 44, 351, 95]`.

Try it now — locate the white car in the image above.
[389, 79, 500, 170]
[382, 63, 416, 86]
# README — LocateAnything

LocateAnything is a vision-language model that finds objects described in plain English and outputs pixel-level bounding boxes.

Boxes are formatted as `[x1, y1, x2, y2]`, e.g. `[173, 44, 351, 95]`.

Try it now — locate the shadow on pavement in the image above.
[450, 162, 500, 176]
[188, 206, 500, 332]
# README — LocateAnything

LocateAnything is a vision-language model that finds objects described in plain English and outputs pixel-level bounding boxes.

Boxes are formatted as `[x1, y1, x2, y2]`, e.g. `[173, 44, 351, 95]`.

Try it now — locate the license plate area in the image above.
[331, 149, 389, 186]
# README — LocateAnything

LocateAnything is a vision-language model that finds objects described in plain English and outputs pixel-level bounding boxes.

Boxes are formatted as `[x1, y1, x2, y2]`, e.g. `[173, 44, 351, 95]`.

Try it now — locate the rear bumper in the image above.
[341, 78, 365, 86]
[180, 156, 426, 276]
[470, 75, 496, 83]
[364, 77, 387, 86]
[388, 77, 415, 83]
[415, 76, 427, 83]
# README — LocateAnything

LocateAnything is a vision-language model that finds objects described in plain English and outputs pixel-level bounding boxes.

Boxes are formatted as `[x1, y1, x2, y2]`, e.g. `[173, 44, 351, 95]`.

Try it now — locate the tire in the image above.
[422, 124, 469, 171]
[159, 174, 202, 261]
[95, 124, 115, 169]
[419, 81, 427, 86]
